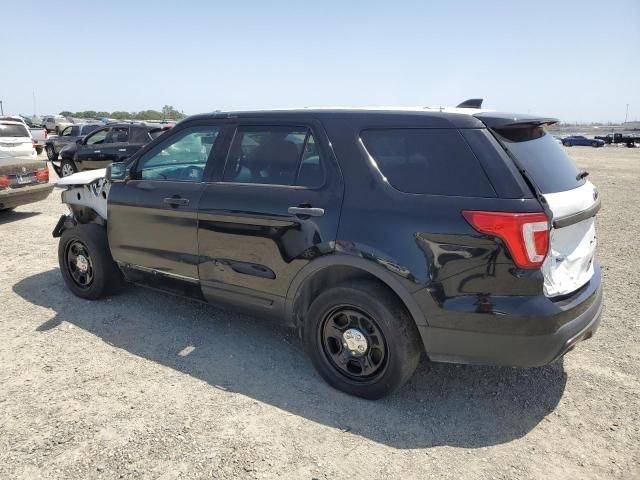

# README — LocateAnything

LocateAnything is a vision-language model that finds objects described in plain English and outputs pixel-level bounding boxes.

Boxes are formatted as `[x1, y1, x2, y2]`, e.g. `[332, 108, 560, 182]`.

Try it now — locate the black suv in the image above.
[55, 122, 170, 177]
[53, 104, 603, 399]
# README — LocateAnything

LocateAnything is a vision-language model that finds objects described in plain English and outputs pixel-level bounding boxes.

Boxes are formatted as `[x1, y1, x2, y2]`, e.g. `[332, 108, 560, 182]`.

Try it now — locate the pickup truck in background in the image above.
[42, 115, 73, 134]
[0, 116, 48, 154]
[45, 123, 102, 160]
[594, 133, 640, 148]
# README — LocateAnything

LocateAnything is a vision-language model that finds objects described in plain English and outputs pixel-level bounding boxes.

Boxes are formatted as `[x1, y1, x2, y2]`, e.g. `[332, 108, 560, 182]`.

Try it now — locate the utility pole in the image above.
[624, 104, 629, 124]
[32, 91, 37, 116]
[0, 100, 3, 115]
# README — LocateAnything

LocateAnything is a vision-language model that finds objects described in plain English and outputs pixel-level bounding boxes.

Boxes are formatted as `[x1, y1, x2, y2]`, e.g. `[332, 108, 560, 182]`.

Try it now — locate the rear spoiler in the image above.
[473, 112, 558, 128]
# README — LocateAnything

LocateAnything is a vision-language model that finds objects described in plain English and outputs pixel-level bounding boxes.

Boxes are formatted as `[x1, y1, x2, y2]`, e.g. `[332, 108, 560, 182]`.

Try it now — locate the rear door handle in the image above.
[118, 148, 127, 152]
[288, 206, 324, 217]
[93, 150, 101, 153]
[163, 197, 190, 206]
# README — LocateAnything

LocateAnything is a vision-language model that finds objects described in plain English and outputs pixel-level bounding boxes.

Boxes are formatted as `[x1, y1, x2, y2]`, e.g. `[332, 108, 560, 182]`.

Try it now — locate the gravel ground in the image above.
[0, 147, 638, 479]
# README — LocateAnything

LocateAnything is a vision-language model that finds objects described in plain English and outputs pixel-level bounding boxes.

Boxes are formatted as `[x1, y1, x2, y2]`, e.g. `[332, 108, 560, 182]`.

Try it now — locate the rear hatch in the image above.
[476, 113, 599, 297]
[0, 122, 34, 156]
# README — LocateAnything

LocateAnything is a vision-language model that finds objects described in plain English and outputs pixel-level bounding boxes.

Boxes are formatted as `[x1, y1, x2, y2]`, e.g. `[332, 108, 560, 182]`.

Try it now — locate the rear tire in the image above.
[35, 146, 43, 155]
[304, 280, 422, 399]
[60, 158, 77, 177]
[563, 141, 571, 147]
[591, 141, 599, 148]
[58, 224, 124, 300]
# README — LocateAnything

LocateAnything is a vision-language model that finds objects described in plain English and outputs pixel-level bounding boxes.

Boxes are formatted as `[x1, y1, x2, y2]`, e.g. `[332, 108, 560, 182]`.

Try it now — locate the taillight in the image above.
[45, 130, 48, 139]
[462, 211, 550, 268]
[36, 164, 49, 183]
[0, 175, 9, 189]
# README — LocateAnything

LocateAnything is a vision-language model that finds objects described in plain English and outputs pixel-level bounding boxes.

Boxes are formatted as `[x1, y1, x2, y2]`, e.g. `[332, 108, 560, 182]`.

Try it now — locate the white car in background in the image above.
[0, 121, 36, 157]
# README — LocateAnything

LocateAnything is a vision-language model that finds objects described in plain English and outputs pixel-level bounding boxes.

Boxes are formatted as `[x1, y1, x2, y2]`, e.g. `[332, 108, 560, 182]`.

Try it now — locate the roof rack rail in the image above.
[456, 98, 483, 109]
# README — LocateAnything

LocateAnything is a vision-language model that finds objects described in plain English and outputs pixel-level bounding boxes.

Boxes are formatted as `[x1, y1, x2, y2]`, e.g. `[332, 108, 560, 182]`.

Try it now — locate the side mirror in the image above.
[106, 162, 129, 182]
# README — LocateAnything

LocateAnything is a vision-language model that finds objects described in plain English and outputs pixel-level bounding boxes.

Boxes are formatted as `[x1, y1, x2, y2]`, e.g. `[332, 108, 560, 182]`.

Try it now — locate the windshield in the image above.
[492, 126, 585, 193]
[0, 123, 30, 137]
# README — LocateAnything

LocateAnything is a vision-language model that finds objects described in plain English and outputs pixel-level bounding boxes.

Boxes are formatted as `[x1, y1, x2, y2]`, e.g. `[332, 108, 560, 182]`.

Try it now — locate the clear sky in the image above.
[2, 0, 639, 123]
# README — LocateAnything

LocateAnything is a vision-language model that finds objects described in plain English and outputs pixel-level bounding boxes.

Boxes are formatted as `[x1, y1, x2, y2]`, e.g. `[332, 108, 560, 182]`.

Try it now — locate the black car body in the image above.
[0, 154, 53, 211]
[53, 106, 603, 398]
[54, 122, 170, 177]
[45, 123, 102, 160]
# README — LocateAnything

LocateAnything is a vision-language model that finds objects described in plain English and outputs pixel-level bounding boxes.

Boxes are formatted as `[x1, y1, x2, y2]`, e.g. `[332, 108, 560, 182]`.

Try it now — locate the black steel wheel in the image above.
[320, 306, 387, 381]
[65, 240, 94, 289]
[58, 224, 124, 299]
[304, 280, 422, 399]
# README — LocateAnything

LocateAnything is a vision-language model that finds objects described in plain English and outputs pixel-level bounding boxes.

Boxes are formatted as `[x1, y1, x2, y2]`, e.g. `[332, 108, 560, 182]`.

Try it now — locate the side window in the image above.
[223, 126, 325, 187]
[136, 126, 221, 182]
[106, 126, 129, 144]
[296, 133, 325, 187]
[360, 129, 496, 197]
[85, 128, 109, 145]
[61, 126, 73, 136]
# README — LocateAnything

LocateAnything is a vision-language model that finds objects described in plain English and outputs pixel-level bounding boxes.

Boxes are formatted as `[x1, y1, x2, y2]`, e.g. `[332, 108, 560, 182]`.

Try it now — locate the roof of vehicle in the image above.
[0, 119, 26, 126]
[185, 107, 558, 129]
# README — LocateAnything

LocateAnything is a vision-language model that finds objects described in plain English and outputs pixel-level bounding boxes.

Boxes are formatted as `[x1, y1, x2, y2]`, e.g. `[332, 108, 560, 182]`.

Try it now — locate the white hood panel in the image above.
[541, 181, 598, 297]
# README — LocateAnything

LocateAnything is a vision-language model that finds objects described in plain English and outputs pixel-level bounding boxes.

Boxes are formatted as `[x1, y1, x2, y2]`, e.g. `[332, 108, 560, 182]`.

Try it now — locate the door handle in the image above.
[163, 197, 190, 207]
[93, 150, 101, 153]
[288, 206, 324, 217]
[118, 148, 127, 152]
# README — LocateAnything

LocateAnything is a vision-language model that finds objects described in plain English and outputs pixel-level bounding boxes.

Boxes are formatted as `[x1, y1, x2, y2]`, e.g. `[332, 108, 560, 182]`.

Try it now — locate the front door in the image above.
[108, 123, 225, 281]
[76, 127, 110, 167]
[197, 123, 344, 315]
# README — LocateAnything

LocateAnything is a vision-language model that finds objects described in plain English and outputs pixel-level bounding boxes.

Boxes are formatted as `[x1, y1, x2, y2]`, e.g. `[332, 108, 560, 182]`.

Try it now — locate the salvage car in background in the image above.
[0, 120, 37, 158]
[42, 115, 73, 134]
[45, 123, 102, 161]
[54, 122, 170, 177]
[562, 135, 604, 147]
[0, 152, 53, 211]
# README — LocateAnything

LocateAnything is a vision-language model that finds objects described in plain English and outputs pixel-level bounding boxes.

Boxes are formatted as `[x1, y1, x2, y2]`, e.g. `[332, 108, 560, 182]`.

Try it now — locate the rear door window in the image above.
[106, 127, 129, 144]
[492, 126, 584, 193]
[360, 129, 496, 197]
[223, 126, 325, 187]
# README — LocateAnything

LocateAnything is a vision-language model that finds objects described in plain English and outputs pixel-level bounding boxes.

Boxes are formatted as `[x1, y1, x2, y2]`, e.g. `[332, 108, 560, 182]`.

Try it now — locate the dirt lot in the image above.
[1, 147, 638, 479]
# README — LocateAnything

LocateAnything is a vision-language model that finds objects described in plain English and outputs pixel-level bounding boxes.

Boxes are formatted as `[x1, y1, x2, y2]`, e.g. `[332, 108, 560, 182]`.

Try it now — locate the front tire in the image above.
[591, 142, 599, 148]
[563, 141, 571, 147]
[60, 158, 77, 177]
[304, 281, 422, 399]
[46, 145, 57, 161]
[35, 146, 43, 155]
[58, 224, 124, 300]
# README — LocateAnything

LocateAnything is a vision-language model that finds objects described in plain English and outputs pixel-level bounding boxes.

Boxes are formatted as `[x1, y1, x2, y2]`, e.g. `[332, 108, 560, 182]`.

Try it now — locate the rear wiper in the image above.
[576, 170, 589, 180]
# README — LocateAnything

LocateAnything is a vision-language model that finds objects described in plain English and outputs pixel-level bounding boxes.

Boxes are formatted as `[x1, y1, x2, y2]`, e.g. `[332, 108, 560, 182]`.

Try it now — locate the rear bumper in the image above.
[420, 272, 604, 367]
[0, 183, 54, 210]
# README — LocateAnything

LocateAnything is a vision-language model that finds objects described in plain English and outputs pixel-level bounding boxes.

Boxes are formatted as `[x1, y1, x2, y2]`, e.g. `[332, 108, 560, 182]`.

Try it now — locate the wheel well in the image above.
[68, 204, 105, 226]
[291, 265, 414, 329]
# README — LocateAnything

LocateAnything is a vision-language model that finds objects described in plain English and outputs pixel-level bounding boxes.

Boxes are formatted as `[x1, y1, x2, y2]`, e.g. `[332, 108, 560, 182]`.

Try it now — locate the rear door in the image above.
[108, 121, 226, 280]
[197, 121, 343, 315]
[102, 126, 131, 164]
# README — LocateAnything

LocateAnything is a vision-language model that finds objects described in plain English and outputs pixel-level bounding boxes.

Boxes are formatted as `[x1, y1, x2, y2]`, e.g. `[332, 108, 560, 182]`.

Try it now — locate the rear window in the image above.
[0, 123, 30, 137]
[493, 126, 584, 193]
[360, 129, 495, 197]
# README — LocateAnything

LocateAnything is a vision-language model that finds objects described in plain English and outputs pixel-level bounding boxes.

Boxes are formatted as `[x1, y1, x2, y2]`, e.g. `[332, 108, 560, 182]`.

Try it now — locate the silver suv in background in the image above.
[42, 115, 73, 134]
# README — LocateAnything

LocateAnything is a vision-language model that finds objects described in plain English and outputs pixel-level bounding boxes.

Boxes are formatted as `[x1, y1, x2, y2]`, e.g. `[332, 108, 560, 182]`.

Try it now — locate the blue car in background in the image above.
[562, 135, 605, 147]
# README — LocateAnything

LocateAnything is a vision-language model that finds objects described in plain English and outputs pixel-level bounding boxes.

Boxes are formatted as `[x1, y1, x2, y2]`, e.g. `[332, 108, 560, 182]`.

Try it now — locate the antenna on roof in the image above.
[456, 98, 483, 109]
